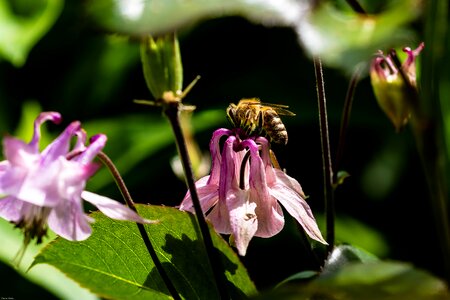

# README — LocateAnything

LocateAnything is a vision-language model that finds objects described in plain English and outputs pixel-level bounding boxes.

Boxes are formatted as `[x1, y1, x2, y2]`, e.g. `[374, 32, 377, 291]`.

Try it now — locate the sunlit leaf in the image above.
[0, 218, 99, 300]
[296, 0, 422, 71]
[0, 0, 63, 67]
[85, 0, 309, 36]
[32, 205, 257, 299]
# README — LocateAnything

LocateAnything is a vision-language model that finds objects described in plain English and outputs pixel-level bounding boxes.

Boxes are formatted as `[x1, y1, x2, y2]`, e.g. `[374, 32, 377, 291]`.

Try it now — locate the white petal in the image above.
[227, 189, 258, 256]
[81, 191, 154, 224]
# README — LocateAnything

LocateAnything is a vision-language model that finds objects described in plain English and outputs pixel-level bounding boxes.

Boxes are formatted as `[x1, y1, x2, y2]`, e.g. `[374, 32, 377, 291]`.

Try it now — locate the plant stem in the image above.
[334, 65, 362, 177]
[164, 101, 230, 299]
[97, 151, 181, 300]
[313, 57, 335, 254]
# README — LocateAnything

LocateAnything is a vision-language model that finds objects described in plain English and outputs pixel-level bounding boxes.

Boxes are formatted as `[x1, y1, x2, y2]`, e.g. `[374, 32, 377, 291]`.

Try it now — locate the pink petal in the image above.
[0, 196, 24, 222]
[3, 137, 38, 167]
[208, 129, 232, 185]
[271, 183, 327, 245]
[48, 196, 92, 241]
[41, 121, 81, 166]
[29, 112, 62, 149]
[0, 162, 28, 197]
[246, 141, 284, 238]
[210, 136, 240, 234]
[73, 134, 107, 164]
[227, 189, 258, 256]
[207, 198, 232, 234]
[179, 176, 218, 213]
[273, 169, 306, 198]
[15, 158, 65, 207]
[81, 191, 153, 224]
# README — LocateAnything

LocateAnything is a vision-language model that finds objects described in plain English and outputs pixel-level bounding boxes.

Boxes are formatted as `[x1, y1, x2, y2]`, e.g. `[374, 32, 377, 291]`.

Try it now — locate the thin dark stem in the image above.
[334, 65, 362, 177]
[164, 102, 230, 299]
[313, 57, 335, 254]
[345, 0, 367, 15]
[97, 151, 181, 300]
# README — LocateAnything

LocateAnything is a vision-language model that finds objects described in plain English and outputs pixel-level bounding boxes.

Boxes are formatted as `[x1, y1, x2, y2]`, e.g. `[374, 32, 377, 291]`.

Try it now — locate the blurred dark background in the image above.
[0, 1, 445, 298]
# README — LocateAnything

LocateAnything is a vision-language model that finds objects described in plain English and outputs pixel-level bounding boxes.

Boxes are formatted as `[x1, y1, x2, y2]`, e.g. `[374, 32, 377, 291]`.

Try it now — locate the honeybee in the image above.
[226, 98, 295, 145]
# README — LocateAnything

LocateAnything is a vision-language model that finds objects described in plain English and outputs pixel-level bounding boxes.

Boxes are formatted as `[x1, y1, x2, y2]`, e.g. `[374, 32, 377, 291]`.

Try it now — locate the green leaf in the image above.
[86, 0, 307, 36]
[333, 170, 350, 188]
[257, 261, 449, 300]
[310, 261, 449, 300]
[0, 0, 63, 67]
[276, 270, 318, 288]
[0, 219, 98, 300]
[32, 205, 257, 299]
[297, 0, 421, 71]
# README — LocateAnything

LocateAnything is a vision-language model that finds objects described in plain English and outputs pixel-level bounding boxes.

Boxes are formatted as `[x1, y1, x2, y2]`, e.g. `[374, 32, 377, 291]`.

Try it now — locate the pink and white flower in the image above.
[180, 129, 326, 256]
[0, 112, 150, 244]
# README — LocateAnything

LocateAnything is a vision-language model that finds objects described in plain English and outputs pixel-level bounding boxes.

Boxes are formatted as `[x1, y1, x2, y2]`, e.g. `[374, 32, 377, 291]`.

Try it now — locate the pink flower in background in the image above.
[180, 129, 326, 256]
[0, 112, 150, 244]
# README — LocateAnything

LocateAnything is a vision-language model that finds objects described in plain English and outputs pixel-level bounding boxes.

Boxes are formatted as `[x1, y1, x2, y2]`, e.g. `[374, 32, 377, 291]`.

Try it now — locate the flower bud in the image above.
[370, 43, 424, 131]
[140, 33, 183, 99]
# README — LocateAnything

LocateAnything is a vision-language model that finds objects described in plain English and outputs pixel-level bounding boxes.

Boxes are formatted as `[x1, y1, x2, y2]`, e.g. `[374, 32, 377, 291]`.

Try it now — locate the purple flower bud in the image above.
[370, 43, 424, 131]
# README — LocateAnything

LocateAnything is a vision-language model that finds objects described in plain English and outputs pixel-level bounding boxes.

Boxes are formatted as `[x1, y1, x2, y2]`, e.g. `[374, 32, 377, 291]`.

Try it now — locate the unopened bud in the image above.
[370, 43, 424, 131]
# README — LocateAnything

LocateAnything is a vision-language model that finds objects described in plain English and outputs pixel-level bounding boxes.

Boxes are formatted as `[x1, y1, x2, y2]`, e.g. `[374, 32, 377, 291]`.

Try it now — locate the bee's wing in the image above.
[274, 108, 296, 116]
[259, 102, 296, 116]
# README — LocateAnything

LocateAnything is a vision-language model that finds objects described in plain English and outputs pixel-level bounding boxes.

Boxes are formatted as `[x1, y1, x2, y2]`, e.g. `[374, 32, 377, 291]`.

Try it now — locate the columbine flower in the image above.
[370, 43, 424, 131]
[180, 128, 326, 256]
[0, 112, 150, 245]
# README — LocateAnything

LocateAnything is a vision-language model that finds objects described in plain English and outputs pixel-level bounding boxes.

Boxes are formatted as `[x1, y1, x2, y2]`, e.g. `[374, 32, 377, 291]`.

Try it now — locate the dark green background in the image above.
[0, 1, 446, 298]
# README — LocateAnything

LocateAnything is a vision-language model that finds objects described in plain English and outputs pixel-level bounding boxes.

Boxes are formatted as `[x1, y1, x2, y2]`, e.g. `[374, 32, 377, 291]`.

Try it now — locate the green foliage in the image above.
[316, 215, 389, 257]
[259, 246, 449, 300]
[306, 261, 449, 299]
[85, 0, 305, 36]
[296, 0, 421, 71]
[0, 218, 98, 300]
[32, 205, 257, 299]
[0, 0, 63, 66]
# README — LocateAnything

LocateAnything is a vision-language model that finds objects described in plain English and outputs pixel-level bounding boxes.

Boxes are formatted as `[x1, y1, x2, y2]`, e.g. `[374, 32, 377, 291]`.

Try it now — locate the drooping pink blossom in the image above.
[0, 112, 150, 244]
[180, 129, 326, 255]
